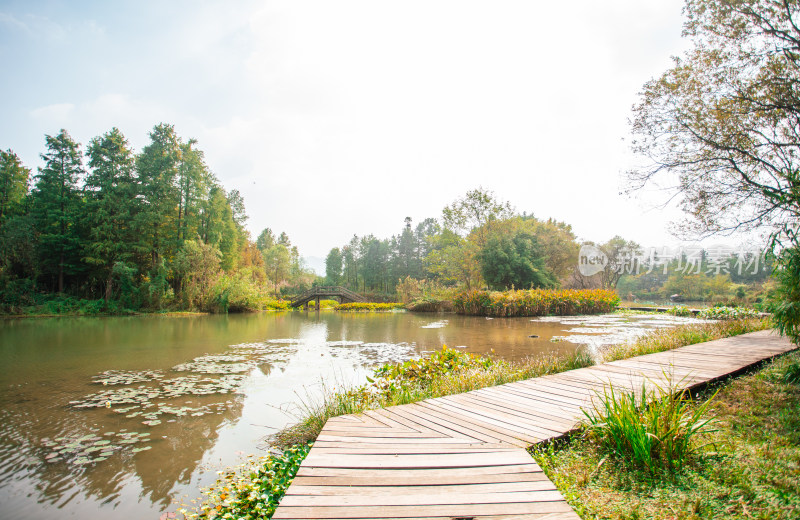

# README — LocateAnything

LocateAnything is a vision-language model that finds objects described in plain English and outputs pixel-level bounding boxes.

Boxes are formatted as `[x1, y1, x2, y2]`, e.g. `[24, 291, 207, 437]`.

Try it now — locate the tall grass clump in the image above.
[583, 378, 718, 474]
[274, 346, 595, 447]
[453, 288, 619, 317]
[602, 317, 772, 362]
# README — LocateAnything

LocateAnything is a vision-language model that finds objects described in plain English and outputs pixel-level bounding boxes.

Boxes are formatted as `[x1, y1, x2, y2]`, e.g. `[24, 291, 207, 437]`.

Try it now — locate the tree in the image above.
[629, 0, 800, 341]
[263, 244, 291, 294]
[256, 228, 275, 252]
[478, 232, 557, 290]
[628, 0, 800, 241]
[0, 150, 30, 221]
[176, 139, 211, 246]
[598, 236, 642, 289]
[174, 238, 221, 309]
[136, 123, 182, 269]
[325, 247, 343, 285]
[442, 187, 514, 246]
[84, 128, 138, 300]
[31, 129, 84, 293]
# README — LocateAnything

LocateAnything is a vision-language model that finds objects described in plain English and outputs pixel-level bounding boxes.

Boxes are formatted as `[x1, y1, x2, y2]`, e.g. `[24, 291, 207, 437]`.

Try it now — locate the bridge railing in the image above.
[290, 286, 367, 307]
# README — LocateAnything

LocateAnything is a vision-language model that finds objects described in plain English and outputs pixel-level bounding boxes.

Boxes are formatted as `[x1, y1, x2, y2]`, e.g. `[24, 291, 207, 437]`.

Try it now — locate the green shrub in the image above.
[669, 305, 693, 317]
[583, 378, 718, 473]
[697, 306, 760, 320]
[772, 246, 800, 345]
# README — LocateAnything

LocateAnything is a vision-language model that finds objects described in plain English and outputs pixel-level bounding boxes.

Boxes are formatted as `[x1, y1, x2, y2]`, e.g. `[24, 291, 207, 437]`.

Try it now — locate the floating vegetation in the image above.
[92, 369, 165, 385]
[40, 430, 152, 466]
[172, 359, 253, 374]
[326, 340, 364, 347]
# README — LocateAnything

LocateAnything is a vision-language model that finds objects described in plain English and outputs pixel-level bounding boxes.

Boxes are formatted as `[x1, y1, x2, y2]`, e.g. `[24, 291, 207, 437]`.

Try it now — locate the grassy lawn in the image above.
[531, 350, 800, 520]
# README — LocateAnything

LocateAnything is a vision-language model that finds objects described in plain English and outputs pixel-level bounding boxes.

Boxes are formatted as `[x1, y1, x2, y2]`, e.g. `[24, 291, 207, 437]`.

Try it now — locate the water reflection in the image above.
[0, 311, 703, 520]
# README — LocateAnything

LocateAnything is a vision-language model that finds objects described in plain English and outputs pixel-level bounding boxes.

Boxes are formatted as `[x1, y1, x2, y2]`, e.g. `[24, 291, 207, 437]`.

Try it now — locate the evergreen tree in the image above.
[31, 129, 84, 293]
[84, 128, 138, 300]
[0, 149, 30, 221]
[136, 123, 182, 269]
[325, 247, 343, 285]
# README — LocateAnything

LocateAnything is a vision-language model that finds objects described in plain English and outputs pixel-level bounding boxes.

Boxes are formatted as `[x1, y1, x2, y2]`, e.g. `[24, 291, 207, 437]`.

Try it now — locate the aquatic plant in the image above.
[697, 306, 760, 320]
[179, 443, 312, 520]
[453, 288, 620, 317]
[669, 305, 693, 317]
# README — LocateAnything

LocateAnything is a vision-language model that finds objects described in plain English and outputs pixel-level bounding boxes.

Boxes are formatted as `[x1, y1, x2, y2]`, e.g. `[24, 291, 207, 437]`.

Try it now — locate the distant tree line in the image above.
[323, 188, 581, 297]
[0, 125, 314, 313]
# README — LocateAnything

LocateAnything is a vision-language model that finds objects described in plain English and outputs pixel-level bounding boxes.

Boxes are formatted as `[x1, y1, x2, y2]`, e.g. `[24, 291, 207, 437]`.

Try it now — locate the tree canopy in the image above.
[629, 0, 800, 243]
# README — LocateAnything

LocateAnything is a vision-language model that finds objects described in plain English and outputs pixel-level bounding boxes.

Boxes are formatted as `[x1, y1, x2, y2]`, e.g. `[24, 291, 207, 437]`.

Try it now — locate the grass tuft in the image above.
[582, 375, 718, 474]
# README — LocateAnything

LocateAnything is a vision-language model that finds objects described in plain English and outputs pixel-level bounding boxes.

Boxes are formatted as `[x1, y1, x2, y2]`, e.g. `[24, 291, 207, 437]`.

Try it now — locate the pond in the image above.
[0, 310, 706, 519]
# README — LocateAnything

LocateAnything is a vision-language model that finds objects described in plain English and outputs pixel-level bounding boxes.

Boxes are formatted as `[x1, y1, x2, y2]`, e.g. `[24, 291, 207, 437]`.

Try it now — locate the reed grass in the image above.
[601, 317, 772, 362]
[333, 302, 405, 311]
[453, 288, 619, 317]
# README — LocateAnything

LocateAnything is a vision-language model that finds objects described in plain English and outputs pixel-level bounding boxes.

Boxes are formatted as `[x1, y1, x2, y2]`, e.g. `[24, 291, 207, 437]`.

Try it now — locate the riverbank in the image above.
[179, 316, 775, 519]
[531, 348, 800, 519]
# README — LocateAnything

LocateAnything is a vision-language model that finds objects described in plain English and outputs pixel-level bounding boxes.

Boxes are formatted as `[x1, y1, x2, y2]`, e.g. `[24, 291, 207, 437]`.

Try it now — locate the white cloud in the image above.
[29, 102, 75, 124]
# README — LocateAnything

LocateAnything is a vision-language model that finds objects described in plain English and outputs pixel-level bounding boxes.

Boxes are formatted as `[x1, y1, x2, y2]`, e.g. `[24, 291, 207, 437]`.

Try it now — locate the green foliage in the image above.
[31, 129, 85, 293]
[333, 302, 404, 312]
[181, 443, 312, 520]
[668, 305, 692, 317]
[372, 345, 494, 388]
[324, 247, 343, 285]
[478, 231, 558, 290]
[0, 149, 30, 220]
[454, 288, 619, 317]
[772, 245, 800, 344]
[583, 379, 718, 474]
[697, 305, 759, 320]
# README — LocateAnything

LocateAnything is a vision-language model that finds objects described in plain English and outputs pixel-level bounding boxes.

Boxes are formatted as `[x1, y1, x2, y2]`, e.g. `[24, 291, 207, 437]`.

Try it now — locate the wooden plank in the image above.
[285, 480, 557, 496]
[272, 500, 577, 518]
[419, 400, 543, 445]
[290, 471, 551, 487]
[301, 451, 533, 470]
[403, 402, 528, 446]
[438, 394, 564, 438]
[278, 489, 568, 507]
[389, 404, 506, 444]
[447, 393, 579, 431]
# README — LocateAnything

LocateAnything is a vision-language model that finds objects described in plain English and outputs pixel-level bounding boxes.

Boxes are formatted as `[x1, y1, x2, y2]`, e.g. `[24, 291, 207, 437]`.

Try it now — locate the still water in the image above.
[0, 310, 702, 519]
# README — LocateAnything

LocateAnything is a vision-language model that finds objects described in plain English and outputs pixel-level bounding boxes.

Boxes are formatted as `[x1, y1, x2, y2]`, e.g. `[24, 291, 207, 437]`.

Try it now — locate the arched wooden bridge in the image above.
[291, 286, 367, 308]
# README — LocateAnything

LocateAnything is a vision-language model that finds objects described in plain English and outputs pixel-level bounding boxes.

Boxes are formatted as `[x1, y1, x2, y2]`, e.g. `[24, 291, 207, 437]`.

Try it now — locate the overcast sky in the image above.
[1, 0, 696, 259]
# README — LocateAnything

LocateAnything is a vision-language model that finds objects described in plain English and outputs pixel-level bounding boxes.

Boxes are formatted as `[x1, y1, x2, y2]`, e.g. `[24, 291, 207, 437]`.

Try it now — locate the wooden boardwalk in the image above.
[273, 330, 796, 519]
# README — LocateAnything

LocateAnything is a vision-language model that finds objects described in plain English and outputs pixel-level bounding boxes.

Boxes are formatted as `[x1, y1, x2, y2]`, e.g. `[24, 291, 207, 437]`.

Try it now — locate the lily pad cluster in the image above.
[92, 369, 165, 386]
[41, 430, 152, 466]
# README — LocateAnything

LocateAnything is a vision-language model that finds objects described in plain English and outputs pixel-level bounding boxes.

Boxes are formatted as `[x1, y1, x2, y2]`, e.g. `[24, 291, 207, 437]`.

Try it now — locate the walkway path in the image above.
[273, 330, 795, 519]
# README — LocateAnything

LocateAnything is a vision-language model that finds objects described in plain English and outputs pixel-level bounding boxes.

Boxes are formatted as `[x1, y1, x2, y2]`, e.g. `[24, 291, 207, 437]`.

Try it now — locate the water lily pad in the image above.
[132, 446, 152, 453]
